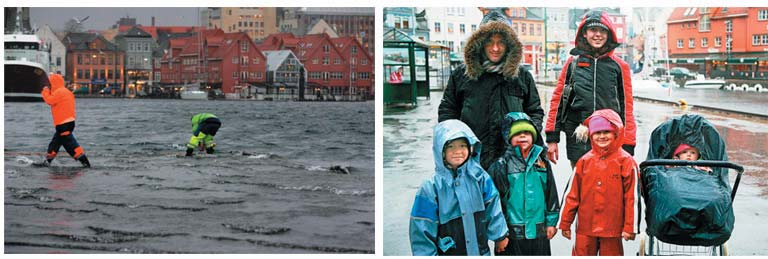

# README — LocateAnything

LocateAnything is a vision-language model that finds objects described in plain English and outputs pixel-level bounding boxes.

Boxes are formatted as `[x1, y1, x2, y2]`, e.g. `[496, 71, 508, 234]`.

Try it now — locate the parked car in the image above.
[99, 85, 122, 95]
[547, 64, 563, 72]
[668, 67, 698, 80]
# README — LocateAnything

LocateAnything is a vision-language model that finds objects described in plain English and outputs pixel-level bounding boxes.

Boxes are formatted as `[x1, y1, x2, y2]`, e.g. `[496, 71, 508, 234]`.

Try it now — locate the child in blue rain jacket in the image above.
[409, 119, 509, 255]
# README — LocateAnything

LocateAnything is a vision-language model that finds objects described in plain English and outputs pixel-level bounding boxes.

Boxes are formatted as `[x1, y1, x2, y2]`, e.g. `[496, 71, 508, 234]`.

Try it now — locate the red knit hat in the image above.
[674, 143, 694, 157]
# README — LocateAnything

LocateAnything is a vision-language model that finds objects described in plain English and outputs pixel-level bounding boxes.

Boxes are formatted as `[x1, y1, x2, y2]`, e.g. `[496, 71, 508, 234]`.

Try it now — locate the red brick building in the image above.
[159, 29, 267, 98]
[63, 32, 125, 94]
[666, 7, 768, 77]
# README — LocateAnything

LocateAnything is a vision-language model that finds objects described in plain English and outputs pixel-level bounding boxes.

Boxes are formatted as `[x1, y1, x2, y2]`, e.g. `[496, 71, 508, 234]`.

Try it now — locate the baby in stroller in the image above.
[642, 114, 734, 247]
[671, 143, 712, 172]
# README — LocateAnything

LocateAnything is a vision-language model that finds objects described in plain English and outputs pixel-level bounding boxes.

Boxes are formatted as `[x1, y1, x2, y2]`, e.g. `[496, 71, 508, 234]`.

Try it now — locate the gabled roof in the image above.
[263, 50, 301, 71]
[122, 25, 153, 38]
[296, 33, 343, 61]
[330, 36, 373, 61]
[63, 32, 118, 51]
[668, 7, 700, 23]
[259, 33, 298, 51]
[710, 7, 749, 19]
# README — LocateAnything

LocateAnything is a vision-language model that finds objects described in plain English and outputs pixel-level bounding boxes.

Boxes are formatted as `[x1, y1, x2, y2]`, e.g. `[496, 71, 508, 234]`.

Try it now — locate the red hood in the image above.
[583, 109, 624, 156]
[49, 73, 65, 91]
[573, 10, 620, 57]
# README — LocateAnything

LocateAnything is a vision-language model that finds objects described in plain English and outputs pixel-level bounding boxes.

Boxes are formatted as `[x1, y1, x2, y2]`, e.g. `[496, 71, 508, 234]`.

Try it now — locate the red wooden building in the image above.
[159, 29, 267, 98]
[666, 7, 768, 77]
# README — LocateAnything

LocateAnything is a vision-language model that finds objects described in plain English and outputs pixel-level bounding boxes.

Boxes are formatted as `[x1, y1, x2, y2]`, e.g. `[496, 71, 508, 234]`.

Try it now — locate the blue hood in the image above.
[433, 120, 483, 178]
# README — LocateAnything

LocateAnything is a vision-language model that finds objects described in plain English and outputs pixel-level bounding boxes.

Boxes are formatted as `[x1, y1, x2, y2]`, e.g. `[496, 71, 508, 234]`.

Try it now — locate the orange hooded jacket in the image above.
[41, 73, 76, 126]
[558, 109, 641, 237]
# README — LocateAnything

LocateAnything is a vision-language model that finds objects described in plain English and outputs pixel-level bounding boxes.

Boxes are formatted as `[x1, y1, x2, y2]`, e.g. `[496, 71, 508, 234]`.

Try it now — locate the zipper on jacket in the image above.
[593, 58, 598, 113]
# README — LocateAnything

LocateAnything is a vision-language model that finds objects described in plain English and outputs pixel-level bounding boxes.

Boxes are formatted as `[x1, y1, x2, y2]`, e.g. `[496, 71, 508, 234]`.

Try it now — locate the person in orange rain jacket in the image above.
[558, 109, 640, 256]
[40, 73, 91, 167]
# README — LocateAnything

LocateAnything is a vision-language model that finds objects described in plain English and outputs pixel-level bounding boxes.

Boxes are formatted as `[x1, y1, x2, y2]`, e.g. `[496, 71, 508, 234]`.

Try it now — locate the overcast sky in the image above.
[29, 7, 201, 32]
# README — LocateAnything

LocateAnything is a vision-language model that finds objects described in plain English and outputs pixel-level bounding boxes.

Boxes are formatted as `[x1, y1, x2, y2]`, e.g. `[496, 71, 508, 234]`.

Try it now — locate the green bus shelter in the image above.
[383, 28, 430, 105]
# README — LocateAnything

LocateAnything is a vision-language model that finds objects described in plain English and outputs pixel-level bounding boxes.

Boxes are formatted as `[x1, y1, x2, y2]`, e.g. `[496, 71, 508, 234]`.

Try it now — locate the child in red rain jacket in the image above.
[558, 109, 640, 255]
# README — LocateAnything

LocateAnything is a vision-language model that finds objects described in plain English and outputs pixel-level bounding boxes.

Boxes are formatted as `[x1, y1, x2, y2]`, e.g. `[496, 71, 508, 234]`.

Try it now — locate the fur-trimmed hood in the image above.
[463, 21, 522, 80]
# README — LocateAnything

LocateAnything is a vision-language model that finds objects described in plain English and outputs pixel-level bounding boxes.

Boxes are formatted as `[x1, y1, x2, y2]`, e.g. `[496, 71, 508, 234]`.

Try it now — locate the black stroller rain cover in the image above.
[643, 114, 734, 246]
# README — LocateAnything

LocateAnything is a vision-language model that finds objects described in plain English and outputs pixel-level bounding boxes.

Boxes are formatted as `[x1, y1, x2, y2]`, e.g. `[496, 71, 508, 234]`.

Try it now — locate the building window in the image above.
[522, 23, 526, 34]
[77, 54, 82, 65]
[689, 38, 695, 48]
[725, 20, 732, 33]
[334, 58, 341, 64]
[256, 72, 262, 79]
[447, 23, 454, 33]
[677, 39, 683, 48]
[402, 19, 409, 29]
[241, 71, 247, 80]
[322, 72, 329, 81]
[759, 9, 768, 20]
[434, 22, 441, 32]
[241, 41, 248, 52]
[726, 35, 732, 52]
[754, 35, 761, 45]
[701, 37, 708, 47]
[242, 56, 249, 65]
[323, 45, 330, 54]
[763, 35, 768, 45]
[232, 72, 238, 79]
[313, 58, 318, 64]
[362, 58, 367, 65]
[56, 57, 61, 66]
[537, 24, 542, 36]
[322, 57, 329, 65]
[529, 24, 534, 36]
[232, 57, 239, 64]
[351, 46, 357, 54]
[360, 72, 370, 79]
[77, 69, 83, 79]
[460, 24, 465, 34]
[471, 24, 477, 32]
[84, 69, 91, 79]
[715, 37, 722, 47]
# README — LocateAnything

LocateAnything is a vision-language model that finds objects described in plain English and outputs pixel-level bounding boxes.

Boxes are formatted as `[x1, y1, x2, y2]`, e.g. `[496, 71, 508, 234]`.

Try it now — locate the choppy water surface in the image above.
[5, 99, 374, 253]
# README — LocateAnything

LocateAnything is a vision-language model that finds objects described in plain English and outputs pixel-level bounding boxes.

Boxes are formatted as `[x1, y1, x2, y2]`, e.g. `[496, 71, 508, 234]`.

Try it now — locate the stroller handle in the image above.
[639, 159, 744, 202]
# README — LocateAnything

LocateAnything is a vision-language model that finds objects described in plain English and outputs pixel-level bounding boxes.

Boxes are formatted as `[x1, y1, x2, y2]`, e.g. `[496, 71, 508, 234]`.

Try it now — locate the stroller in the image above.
[638, 114, 743, 256]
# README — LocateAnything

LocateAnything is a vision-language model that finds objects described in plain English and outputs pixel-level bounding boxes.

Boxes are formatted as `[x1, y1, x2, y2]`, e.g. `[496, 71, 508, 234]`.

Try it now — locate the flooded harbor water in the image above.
[5, 99, 374, 253]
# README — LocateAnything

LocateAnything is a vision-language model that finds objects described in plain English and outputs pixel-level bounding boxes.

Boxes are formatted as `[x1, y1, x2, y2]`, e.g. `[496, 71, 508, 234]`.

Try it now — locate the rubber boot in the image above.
[78, 155, 91, 168]
[185, 147, 194, 157]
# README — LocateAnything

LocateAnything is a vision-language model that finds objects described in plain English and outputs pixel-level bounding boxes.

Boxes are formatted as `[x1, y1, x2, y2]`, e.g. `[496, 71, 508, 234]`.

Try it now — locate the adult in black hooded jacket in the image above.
[438, 8, 545, 170]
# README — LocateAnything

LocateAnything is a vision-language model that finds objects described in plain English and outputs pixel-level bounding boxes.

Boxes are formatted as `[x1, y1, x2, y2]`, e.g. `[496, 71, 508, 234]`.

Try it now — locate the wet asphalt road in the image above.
[5, 99, 374, 253]
[384, 89, 768, 255]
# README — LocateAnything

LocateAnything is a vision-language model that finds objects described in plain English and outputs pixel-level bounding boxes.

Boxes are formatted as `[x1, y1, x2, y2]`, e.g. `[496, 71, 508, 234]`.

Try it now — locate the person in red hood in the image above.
[558, 109, 640, 255]
[40, 73, 91, 167]
[545, 10, 636, 168]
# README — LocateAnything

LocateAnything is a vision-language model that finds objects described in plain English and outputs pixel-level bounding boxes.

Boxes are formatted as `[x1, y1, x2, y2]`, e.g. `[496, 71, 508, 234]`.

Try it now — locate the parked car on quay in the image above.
[668, 67, 698, 81]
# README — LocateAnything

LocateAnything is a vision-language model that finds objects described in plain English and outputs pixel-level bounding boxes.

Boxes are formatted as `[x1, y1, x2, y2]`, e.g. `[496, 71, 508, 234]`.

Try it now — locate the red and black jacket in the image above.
[544, 11, 636, 148]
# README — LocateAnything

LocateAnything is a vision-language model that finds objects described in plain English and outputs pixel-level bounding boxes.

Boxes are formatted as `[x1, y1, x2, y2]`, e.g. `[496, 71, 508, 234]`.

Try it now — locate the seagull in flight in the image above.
[73, 16, 89, 24]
